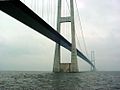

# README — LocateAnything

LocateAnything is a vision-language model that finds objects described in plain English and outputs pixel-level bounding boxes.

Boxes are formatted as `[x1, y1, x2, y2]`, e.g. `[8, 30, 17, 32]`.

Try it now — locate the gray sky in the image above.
[0, 0, 120, 71]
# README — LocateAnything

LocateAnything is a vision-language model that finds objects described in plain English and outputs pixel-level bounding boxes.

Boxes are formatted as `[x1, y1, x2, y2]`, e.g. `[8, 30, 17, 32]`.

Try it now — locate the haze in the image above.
[0, 0, 120, 71]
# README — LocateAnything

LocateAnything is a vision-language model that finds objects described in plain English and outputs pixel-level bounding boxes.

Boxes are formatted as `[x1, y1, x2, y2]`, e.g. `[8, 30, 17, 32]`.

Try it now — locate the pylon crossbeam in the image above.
[60, 17, 71, 23]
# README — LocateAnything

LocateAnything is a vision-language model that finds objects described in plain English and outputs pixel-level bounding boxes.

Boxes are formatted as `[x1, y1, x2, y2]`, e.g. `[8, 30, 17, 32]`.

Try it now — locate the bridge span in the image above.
[0, 0, 95, 70]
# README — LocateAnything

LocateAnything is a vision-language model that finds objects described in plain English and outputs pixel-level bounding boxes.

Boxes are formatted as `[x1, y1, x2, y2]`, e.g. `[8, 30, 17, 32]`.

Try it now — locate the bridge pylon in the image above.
[53, 0, 79, 72]
[91, 51, 96, 71]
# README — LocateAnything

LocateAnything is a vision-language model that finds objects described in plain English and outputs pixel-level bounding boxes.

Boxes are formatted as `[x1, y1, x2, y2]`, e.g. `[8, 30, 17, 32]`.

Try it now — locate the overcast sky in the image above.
[0, 0, 120, 71]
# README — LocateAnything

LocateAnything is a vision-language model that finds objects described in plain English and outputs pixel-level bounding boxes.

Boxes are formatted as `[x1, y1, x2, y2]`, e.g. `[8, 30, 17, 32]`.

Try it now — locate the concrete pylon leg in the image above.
[53, 0, 61, 72]
[70, 0, 79, 72]
[53, 44, 60, 72]
[70, 51, 79, 72]
[70, 41, 79, 72]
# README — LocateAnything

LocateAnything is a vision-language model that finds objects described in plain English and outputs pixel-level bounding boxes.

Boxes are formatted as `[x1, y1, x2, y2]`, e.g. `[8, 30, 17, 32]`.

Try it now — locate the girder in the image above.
[0, 0, 95, 67]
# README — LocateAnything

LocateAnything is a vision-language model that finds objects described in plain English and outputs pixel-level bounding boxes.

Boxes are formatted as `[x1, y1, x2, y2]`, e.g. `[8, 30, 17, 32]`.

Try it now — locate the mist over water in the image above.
[0, 71, 120, 90]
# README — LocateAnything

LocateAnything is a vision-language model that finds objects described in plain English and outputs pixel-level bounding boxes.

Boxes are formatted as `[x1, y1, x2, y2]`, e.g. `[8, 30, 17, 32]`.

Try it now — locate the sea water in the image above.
[0, 71, 120, 90]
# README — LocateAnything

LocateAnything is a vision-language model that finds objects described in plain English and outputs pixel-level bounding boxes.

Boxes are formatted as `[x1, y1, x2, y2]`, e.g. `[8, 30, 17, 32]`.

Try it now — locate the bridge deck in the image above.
[0, 0, 94, 67]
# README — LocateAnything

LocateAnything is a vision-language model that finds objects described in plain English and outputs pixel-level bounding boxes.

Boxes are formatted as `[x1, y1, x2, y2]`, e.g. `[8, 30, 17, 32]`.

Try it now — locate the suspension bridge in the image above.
[0, 0, 95, 72]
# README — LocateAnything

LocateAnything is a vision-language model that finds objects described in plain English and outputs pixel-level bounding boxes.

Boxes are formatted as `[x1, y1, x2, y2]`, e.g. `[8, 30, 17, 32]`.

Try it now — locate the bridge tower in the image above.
[91, 51, 96, 71]
[53, 0, 79, 72]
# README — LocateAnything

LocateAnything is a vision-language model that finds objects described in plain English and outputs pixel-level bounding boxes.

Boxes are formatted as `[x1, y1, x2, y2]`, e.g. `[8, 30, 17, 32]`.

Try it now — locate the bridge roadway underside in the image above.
[0, 0, 94, 67]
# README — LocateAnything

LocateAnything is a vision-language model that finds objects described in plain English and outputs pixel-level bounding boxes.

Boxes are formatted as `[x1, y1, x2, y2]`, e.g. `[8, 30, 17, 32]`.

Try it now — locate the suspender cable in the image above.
[76, 33, 82, 51]
[49, 0, 52, 26]
[75, 0, 89, 57]
[30, 0, 32, 9]
[35, 0, 36, 13]
[36, 0, 38, 14]
[32, 0, 34, 12]
[47, 0, 49, 23]
[66, 0, 70, 15]
[53, 0, 55, 28]
[51, 0, 54, 27]
[33, 0, 35, 11]
[42, 0, 44, 18]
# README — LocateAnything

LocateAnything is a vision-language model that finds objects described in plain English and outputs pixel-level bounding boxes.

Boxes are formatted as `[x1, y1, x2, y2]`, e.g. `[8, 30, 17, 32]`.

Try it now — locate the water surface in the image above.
[0, 71, 120, 90]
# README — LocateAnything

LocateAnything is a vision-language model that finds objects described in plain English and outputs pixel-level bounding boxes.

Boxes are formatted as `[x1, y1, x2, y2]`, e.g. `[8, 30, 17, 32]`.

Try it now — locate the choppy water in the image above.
[0, 71, 120, 90]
